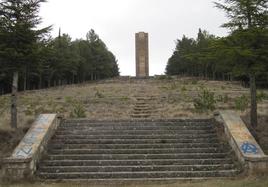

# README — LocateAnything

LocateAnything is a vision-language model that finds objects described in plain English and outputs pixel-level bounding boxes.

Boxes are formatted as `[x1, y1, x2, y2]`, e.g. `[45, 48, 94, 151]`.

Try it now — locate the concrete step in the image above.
[61, 121, 214, 127]
[46, 153, 230, 160]
[39, 158, 234, 167]
[50, 138, 220, 144]
[59, 123, 214, 129]
[131, 115, 151, 118]
[57, 125, 214, 131]
[55, 129, 217, 135]
[133, 104, 149, 106]
[38, 164, 236, 173]
[136, 97, 154, 100]
[48, 147, 227, 154]
[37, 170, 239, 179]
[47, 148, 229, 155]
[135, 101, 150, 104]
[132, 111, 152, 115]
[63, 119, 214, 124]
[48, 143, 226, 150]
[52, 133, 218, 140]
[133, 108, 152, 111]
[134, 105, 151, 108]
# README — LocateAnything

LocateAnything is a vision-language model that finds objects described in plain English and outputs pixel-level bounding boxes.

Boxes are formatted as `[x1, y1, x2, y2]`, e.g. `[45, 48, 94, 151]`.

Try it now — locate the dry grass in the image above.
[1, 177, 268, 187]
[1, 77, 267, 131]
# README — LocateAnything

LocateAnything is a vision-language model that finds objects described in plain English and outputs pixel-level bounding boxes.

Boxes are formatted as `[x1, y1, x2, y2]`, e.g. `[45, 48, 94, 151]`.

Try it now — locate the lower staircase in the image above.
[37, 119, 241, 181]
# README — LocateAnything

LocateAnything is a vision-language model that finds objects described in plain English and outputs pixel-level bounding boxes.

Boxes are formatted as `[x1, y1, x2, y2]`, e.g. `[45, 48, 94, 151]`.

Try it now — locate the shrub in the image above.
[64, 96, 73, 103]
[194, 88, 216, 112]
[70, 102, 86, 118]
[181, 86, 187, 92]
[217, 94, 229, 103]
[234, 95, 249, 111]
[191, 80, 198, 85]
[157, 75, 173, 80]
[95, 90, 105, 98]
[257, 91, 268, 103]
[170, 82, 177, 90]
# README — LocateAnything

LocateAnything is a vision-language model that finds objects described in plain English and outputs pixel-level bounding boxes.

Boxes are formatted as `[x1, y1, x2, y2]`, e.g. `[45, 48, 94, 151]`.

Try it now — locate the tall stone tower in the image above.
[135, 32, 149, 77]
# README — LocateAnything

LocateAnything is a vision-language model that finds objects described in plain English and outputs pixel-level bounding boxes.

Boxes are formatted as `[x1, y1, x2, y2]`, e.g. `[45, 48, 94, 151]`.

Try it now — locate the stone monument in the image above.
[135, 32, 149, 77]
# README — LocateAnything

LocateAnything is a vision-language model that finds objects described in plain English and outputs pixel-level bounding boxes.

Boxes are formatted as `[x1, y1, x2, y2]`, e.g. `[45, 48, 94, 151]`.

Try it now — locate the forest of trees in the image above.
[0, 1, 119, 95]
[166, 28, 268, 86]
[166, 0, 267, 88]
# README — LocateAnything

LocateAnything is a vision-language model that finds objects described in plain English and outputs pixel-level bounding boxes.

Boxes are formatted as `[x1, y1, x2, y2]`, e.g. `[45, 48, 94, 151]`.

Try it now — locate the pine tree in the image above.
[0, 0, 51, 128]
[215, 0, 268, 127]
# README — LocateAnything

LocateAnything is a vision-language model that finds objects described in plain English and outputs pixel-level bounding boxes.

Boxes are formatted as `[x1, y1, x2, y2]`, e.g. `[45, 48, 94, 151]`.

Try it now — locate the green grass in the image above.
[2, 178, 268, 187]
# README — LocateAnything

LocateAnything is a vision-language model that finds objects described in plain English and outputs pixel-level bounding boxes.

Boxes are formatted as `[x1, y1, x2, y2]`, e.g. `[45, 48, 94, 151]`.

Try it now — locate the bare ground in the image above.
[1, 177, 268, 187]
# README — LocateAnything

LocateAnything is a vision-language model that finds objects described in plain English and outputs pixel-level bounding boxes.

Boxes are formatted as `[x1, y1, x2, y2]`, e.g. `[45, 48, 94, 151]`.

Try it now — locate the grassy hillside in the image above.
[0, 77, 267, 157]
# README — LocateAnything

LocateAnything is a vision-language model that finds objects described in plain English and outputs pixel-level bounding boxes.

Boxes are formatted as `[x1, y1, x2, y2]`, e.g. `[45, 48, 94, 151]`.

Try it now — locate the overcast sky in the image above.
[39, 0, 229, 76]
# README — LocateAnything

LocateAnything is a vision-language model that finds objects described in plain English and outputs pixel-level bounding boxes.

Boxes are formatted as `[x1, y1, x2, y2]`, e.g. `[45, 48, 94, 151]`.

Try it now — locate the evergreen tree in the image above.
[0, 0, 51, 128]
[215, 0, 268, 127]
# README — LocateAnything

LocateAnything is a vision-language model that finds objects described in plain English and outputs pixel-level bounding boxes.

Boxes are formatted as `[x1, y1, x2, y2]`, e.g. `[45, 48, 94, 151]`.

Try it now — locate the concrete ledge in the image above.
[2, 114, 60, 181]
[64, 118, 214, 123]
[217, 110, 268, 174]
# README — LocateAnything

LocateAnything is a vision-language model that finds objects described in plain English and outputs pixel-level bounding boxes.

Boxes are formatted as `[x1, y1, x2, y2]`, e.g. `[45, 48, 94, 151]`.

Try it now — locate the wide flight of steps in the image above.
[37, 119, 241, 181]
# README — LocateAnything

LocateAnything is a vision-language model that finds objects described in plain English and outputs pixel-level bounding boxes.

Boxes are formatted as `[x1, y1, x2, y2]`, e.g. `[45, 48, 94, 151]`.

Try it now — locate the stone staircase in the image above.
[37, 119, 241, 181]
[131, 96, 156, 119]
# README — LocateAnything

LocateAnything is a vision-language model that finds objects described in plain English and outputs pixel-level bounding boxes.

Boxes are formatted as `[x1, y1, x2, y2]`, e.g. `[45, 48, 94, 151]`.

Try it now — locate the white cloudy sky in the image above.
[39, 0, 229, 76]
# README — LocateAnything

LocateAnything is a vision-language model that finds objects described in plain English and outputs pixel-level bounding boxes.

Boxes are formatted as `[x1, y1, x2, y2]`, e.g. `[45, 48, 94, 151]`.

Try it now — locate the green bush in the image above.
[234, 95, 249, 111]
[95, 90, 105, 98]
[191, 80, 198, 85]
[257, 91, 268, 103]
[64, 96, 73, 103]
[157, 75, 173, 80]
[217, 94, 229, 103]
[70, 102, 86, 118]
[194, 88, 216, 112]
[181, 85, 187, 92]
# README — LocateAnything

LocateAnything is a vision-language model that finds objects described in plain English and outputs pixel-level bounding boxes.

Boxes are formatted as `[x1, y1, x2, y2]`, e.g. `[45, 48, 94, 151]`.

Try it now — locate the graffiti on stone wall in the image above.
[13, 115, 51, 158]
[241, 142, 258, 154]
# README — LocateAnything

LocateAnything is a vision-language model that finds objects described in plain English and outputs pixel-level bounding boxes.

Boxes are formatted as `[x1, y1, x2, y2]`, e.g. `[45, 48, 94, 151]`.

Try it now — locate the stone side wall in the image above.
[136, 32, 149, 77]
[216, 111, 268, 174]
[2, 114, 60, 181]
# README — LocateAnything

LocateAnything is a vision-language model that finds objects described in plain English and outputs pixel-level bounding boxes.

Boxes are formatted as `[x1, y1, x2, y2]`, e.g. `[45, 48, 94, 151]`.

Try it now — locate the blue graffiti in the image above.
[241, 142, 258, 154]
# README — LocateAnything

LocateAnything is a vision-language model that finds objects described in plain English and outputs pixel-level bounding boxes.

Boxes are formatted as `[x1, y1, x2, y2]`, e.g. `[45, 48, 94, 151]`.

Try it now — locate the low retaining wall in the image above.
[2, 114, 60, 181]
[217, 110, 268, 174]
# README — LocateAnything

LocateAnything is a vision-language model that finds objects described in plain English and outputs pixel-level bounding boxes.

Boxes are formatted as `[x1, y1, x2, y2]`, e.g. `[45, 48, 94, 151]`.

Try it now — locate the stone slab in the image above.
[2, 114, 59, 180]
[218, 110, 268, 173]
[11, 114, 56, 160]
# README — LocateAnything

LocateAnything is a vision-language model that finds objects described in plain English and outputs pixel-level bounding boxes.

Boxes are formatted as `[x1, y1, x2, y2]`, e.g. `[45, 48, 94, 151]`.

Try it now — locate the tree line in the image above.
[166, 28, 268, 86]
[0, 1, 119, 95]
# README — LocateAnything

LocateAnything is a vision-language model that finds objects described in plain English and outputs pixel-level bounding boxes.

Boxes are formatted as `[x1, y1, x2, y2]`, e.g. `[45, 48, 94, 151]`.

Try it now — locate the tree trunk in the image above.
[48, 79, 51, 88]
[250, 74, 258, 128]
[38, 75, 42, 89]
[11, 71, 18, 129]
[72, 73, 75, 84]
[23, 72, 27, 91]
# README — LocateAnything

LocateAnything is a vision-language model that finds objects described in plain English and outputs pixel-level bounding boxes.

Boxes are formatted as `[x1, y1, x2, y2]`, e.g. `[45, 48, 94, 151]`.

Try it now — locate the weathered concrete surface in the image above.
[136, 32, 149, 77]
[2, 114, 60, 181]
[218, 110, 268, 174]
